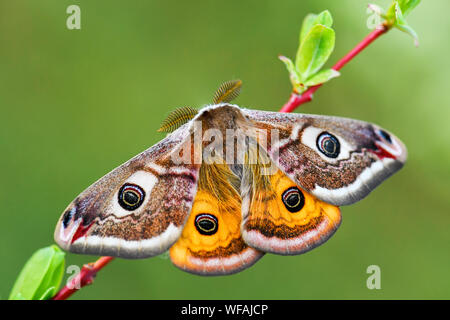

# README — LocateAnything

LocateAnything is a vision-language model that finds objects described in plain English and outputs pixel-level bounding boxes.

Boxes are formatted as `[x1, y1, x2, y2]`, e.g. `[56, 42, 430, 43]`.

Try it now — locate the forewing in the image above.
[54, 125, 201, 258]
[243, 109, 407, 206]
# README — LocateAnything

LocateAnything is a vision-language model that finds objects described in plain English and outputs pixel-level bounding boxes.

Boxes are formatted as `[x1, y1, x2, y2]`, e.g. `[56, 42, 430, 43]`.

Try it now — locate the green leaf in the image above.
[9, 245, 65, 300]
[299, 10, 333, 45]
[279, 55, 304, 93]
[39, 287, 56, 300]
[304, 69, 340, 86]
[10, 292, 26, 300]
[279, 55, 300, 82]
[399, 0, 420, 16]
[314, 10, 333, 28]
[386, 0, 421, 20]
[296, 24, 335, 81]
[394, 1, 419, 46]
[299, 13, 318, 45]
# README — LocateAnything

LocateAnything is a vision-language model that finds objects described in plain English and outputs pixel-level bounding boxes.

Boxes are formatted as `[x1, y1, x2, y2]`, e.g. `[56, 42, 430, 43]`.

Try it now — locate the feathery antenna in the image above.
[213, 79, 242, 104]
[157, 106, 198, 133]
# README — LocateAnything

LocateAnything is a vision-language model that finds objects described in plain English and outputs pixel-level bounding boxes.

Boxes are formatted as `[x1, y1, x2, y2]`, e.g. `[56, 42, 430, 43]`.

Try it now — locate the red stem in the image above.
[279, 24, 389, 113]
[52, 256, 114, 300]
[51, 22, 390, 301]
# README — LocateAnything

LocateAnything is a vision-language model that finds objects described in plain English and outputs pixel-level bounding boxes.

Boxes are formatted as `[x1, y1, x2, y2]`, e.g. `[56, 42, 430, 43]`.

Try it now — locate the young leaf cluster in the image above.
[279, 10, 339, 94]
[369, 0, 421, 46]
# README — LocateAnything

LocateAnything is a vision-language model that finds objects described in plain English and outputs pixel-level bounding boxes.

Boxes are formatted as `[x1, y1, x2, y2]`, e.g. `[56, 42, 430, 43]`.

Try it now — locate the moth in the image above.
[55, 80, 407, 275]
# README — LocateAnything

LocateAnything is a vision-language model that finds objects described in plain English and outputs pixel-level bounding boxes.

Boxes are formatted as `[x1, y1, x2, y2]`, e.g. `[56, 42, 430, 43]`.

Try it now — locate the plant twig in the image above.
[279, 24, 389, 113]
[52, 256, 114, 300]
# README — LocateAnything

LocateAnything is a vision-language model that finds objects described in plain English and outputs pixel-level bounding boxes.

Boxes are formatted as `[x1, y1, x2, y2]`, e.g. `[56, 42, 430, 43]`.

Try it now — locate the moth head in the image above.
[157, 79, 242, 134]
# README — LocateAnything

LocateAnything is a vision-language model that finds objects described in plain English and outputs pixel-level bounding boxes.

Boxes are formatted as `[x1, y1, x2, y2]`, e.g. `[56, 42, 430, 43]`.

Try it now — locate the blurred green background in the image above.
[1, 0, 449, 299]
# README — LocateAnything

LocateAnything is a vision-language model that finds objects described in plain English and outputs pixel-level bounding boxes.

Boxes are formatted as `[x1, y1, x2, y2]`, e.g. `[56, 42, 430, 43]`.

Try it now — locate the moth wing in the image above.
[170, 164, 263, 275]
[241, 160, 341, 255]
[243, 109, 407, 206]
[54, 124, 201, 258]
